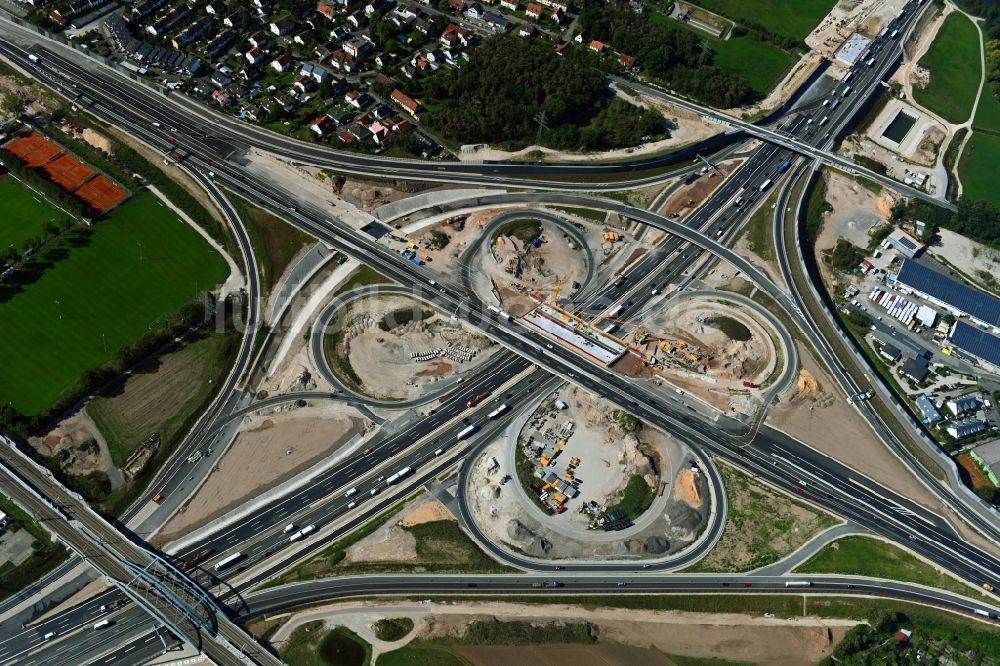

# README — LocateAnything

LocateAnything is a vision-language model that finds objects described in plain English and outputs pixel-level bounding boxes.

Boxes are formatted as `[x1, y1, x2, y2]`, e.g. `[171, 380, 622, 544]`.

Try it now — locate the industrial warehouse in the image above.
[892, 259, 1000, 330]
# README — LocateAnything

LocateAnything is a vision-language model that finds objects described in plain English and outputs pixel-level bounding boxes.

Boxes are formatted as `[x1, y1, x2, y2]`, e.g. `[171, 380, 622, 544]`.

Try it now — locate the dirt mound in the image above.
[793, 370, 820, 401]
[672, 469, 702, 509]
[875, 197, 893, 218]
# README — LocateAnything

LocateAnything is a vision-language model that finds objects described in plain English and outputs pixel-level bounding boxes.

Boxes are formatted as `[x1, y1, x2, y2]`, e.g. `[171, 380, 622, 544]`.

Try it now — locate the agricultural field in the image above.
[912, 12, 981, 124]
[0, 190, 228, 415]
[689, 0, 835, 41]
[0, 173, 72, 254]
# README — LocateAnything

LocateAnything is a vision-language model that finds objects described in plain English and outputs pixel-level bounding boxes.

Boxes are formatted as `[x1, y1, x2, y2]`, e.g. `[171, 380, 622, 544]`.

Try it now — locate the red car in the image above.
[794, 487, 804, 494]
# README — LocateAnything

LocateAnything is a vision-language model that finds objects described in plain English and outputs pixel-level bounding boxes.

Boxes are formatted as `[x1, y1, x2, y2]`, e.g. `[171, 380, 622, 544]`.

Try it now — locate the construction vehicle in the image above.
[983, 582, 995, 593]
[689, 352, 700, 362]
[742, 381, 758, 388]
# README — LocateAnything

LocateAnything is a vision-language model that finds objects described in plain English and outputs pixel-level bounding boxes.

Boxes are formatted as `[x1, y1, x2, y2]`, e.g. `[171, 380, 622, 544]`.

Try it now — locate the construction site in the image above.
[464, 385, 708, 560]
[325, 293, 495, 401]
[610, 295, 781, 416]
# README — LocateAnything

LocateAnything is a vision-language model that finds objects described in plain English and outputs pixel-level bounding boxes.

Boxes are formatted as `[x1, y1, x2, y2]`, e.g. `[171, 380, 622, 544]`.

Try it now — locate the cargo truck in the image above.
[386, 467, 412, 485]
[466, 392, 491, 408]
[784, 581, 812, 587]
[758, 179, 772, 193]
[488, 404, 509, 419]
[214, 552, 242, 571]
[457, 423, 479, 441]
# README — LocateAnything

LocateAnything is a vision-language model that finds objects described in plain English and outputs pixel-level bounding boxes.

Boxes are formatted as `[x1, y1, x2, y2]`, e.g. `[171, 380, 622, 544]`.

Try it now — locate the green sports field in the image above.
[912, 12, 981, 124]
[691, 0, 835, 41]
[0, 174, 72, 255]
[0, 190, 228, 415]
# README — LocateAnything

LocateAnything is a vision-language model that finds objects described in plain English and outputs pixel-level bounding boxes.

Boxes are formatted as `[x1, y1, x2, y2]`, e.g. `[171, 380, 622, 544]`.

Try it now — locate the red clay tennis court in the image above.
[4, 132, 63, 167]
[75, 175, 127, 213]
[43, 154, 95, 191]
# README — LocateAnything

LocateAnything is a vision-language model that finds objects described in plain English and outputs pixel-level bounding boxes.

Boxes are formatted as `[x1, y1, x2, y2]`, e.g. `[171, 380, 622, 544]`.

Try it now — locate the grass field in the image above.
[913, 12, 981, 124]
[87, 333, 232, 467]
[648, 12, 794, 95]
[0, 174, 73, 254]
[0, 494, 69, 602]
[690, 0, 835, 41]
[0, 190, 228, 415]
[794, 535, 980, 598]
[685, 462, 838, 572]
[958, 131, 1000, 207]
[279, 621, 371, 666]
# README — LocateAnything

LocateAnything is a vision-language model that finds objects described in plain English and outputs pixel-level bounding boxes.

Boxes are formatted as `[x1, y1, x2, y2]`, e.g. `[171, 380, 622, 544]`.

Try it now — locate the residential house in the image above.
[499, 0, 517, 9]
[210, 69, 233, 87]
[465, 2, 484, 19]
[225, 83, 250, 99]
[345, 90, 361, 107]
[245, 47, 266, 65]
[131, 0, 165, 22]
[375, 52, 396, 68]
[900, 356, 929, 383]
[329, 49, 357, 72]
[300, 61, 330, 83]
[311, 114, 336, 135]
[349, 124, 372, 141]
[370, 121, 390, 143]
[317, 2, 336, 19]
[392, 118, 414, 132]
[413, 18, 430, 34]
[440, 23, 469, 47]
[237, 65, 260, 81]
[618, 52, 638, 71]
[205, 0, 225, 15]
[270, 54, 294, 72]
[947, 419, 988, 440]
[483, 12, 510, 31]
[336, 130, 354, 143]
[947, 395, 981, 417]
[518, 23, 534, 37]
[223, 12, 240, 28]
[550, 7, 564, 24]
[589, 39, 606, 52]
[400, 63, 416, 78]
[401, 4, 420, 18]
[273, 90, 298, 112]
[270, 15, 296, 36]
[173, 16, 211, 48]
[364, 0, 387, 14]
[347, 12, 368, 28]
[210, 88, 233, 106]
[447, 0, 464, 13]
[330, 25, 351, 41]
[372, 103, 392, 119]
[343, 38, 363, 57]
[294, 30, 317, 47]
[292, 75, 315, 94]
[315, 43, 335, 60]
[240, 103, 263, 121]
[524, 1, 541, 18]
[537, 0, 567, 9]
[248, 31, 269, 49]
[391, 88, 421, 116]
[206, 30, 236, 59]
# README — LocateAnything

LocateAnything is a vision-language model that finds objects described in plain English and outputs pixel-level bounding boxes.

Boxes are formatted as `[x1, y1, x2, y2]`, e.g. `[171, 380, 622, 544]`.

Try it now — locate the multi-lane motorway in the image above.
[3, 0, 999, 662]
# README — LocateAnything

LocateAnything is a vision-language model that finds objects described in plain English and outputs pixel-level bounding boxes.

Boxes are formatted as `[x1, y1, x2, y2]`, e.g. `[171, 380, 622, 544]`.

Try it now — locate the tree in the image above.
[0, 93, 24, 115]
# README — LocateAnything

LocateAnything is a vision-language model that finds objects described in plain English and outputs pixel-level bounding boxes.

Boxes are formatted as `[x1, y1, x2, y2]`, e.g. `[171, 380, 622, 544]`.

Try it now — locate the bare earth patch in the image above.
[156, 408, 362, 544]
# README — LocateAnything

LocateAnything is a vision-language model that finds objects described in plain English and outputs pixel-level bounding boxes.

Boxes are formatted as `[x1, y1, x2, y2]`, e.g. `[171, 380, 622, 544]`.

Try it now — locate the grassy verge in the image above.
[0, 495, 69, 603]
[793, 535, 981, 598]
[685, 462, 838, 572]
[279, 621, 371, 666]
[548, 206, 609, 223]
[738, 187, 780, 263]
[331, 265, 392, 299]
[226, 192, 314, 295]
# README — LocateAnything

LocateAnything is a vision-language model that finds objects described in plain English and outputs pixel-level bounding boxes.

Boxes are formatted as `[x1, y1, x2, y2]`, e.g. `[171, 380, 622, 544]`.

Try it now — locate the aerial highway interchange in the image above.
[1, 0, 1000, 663]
